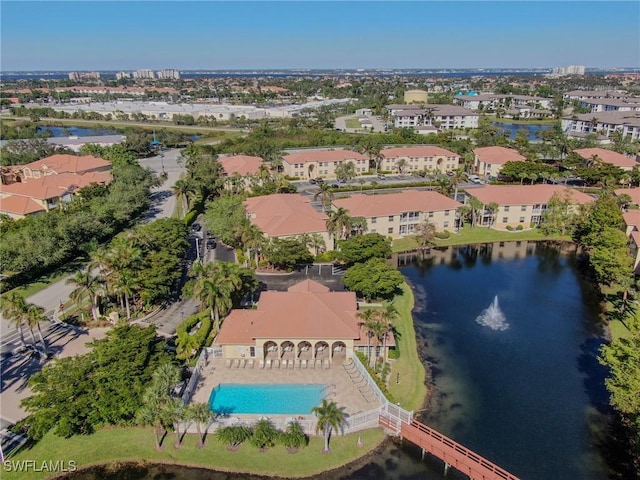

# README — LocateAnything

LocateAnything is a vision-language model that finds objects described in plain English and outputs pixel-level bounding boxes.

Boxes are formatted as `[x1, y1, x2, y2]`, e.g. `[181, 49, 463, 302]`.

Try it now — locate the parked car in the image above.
[330, 183, 339, 189]
[377, 174, 386, 180]
[315, 178, 325, 183]
[309, 178, 317, 185]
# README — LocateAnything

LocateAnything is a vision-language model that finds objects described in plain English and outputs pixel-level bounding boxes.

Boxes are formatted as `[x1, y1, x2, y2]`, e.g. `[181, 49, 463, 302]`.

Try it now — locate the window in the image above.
[388, 227, 394, 234]
[388, 216, 394, 222]
[444, 210, 450, 216]
[249, 347, 255, 358]
[521, 205, 527, 212]
[443, 222, 449, 228]
[371, 217, 377, 224]
[428, 212, 434, 218]
[504, 206, 510, 212]
[519, 217, 525, 223]
[502, 217, 508, 223]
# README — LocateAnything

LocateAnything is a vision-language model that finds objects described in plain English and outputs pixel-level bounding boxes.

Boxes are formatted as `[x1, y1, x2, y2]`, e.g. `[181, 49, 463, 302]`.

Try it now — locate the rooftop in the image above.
[574, 148, 638, 168]
[473, 146, 526, 165]
[381, 146, 458, 158]
[282, 149, 366, 165]
[333, 190, 462, 217]
[469, 185, 595, 206]
[244, 193, 328, 237]
[218, 155, 264, 176]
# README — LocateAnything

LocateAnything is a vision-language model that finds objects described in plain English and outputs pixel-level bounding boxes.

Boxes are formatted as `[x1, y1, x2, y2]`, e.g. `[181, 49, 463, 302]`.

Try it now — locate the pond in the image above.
[37, 125, 119, 137]
[60, 241, 614, 480]
[491, 122, 552, 140]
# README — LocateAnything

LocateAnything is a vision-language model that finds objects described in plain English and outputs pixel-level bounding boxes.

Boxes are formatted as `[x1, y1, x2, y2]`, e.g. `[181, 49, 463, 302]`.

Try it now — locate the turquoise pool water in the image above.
[209, 383, 326, 415]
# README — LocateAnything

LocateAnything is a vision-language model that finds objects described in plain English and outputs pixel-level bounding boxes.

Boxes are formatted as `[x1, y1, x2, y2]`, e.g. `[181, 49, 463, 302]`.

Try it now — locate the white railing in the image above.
[180, 348, 209, 405]
[350, 354, 388, 405]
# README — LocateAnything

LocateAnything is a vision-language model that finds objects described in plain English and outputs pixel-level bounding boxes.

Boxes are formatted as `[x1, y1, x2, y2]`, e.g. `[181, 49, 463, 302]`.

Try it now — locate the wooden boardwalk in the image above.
[379, 413, 521, 480]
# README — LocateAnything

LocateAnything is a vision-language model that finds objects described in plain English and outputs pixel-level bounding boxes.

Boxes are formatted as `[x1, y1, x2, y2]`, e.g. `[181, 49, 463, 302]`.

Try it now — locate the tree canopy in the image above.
[337, 233, 391, 265]
[343, 258, 404, 301]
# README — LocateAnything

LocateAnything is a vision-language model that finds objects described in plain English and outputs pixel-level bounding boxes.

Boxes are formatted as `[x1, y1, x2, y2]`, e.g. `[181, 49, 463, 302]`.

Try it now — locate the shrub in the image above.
[530, 222, 538, 229]
[506, 225, 514, 231]
[279, 421, 308, 451]
[516, 224, 524, 231]
[315, 251, 339, 262]
[388, 347, 399, 359]
[250, 419, 279, 450]
[435, 230, 450, 239]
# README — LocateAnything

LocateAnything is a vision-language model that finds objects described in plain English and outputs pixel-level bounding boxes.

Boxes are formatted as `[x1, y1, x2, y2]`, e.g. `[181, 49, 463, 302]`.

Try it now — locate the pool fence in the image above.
[179, 348, 413, 437]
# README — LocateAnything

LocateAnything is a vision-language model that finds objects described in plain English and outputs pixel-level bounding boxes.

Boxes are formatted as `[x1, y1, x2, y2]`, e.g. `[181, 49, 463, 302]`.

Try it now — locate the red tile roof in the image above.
[218, 155, 263, 176]
[473, 146, 526, 165]
[244, 193, 328, 237]
[21, 154, 111, 175]
[283, 149, 366, 165]
[615, 187, 640, 205]
[623, 211, 640, 229]
[215, 280, 360, 344]
[0, 195, 45, 215]
[574, 148, 638, 168]
[1, 172, 112, 200]
[470, 185, 595, 206]
[381, 146, 458, 158]
[333, 190, 461, 217]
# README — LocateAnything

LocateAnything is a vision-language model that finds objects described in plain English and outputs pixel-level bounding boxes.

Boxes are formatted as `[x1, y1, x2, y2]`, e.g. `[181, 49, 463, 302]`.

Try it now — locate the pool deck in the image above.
[191, 357, 380, 420]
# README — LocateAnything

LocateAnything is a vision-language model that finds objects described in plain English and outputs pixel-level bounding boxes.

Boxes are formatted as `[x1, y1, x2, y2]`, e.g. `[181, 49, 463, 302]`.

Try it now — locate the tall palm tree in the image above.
[326, 207, 353, 242]
[356, 309, 377, 365]
[176, 329, 199, 360]
[66, 270, 105, 322]
[415, 219, 436, 247]
[308, 233, 327, 256]
[314, 183, 334, 213]
[191, 262, 241, 330]
[24, 303, 48, 352]
[351, 217, 368, 236]
[113, 270, 137, 320]
[1, 292, 28, 347]
[186, 402, 213, 448]
[172, 177, 195, 215]
[395, 158, 408, 175]
[378, 303, 398, 362]
[311, 399, 346, 453]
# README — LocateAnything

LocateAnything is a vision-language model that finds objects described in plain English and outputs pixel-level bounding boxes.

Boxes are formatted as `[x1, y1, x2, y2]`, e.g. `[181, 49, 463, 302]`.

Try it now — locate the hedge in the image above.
[176, 311, 213, 352]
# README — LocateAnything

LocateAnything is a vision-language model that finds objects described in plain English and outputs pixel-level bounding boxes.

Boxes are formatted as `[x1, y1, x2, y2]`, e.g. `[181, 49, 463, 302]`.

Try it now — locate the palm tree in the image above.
[395, 158, 408, 175]
[215, 425, 253, 451]
[191, 262, 242, 330]
[307, 233, 327, 256]
[186, 402, 213, 448]
[351, 216, 368, 236]
[176, 329, 200, 360]
[450, 168, 466, 200]
[172, 177, 195, 215]
[280, 420, 308, 452]
[1, 292, 28, 347]
[66, 270, 105, 322]
[356, 309, 377, 365]
[165, 397, 184, 449]
[378, 303, 398, 362]
[314, 183, 334, 213]
[24, 303, 48, 352]
[113, 270, 137, 320]
[250, 419, 279, 450]
[311, 399, 346, 453]
[326, 207, 353, 242]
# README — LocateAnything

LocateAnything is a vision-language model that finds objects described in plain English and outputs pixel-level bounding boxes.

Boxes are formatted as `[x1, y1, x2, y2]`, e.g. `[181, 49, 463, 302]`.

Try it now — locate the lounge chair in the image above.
[324, 359, 330, 369]
[316, 359, 323, 369]
[239, 359, 246, 368]
[266, 359, 272, 369]
[301, 359, 307, 368]
[248, 359, 255, 368]
[288, 359, 294, 369]
[259, 359, 264, 369]
[280, 359, 287, 368]
[232, 359, 240, 368]
[225, 359, 232, 368]
[294, 359, 300, 369]
[273, 359, 280, 368]
[309, 359, 315, 369]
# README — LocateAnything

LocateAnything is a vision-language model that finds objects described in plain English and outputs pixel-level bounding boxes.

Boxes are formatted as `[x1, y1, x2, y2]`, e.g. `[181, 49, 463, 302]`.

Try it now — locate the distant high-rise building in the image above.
[68, 71, 100, 80]
[157, 69, 181, 80]
[551, 65, 586, 76]
[116, 71, 131, 80]
[134, 69, 156, 80]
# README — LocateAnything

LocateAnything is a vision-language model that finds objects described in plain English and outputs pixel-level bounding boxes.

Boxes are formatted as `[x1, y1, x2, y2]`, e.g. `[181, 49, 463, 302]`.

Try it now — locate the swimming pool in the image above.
[209, 383, 327, 415]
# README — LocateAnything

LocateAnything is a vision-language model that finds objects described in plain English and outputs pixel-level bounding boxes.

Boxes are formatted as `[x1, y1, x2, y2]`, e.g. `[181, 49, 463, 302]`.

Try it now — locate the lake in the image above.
[37, 125, 119, 137]
[492, 122, 552, 140]
[61, 241, 613, 480]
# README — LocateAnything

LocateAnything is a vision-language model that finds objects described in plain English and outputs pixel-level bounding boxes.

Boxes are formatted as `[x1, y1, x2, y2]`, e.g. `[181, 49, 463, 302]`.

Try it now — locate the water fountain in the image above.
[475, 295, 509, 330]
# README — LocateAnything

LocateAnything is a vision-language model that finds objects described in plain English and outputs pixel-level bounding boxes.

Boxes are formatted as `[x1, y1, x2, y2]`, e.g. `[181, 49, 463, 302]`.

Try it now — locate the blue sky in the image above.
[1, 1, 639, 71]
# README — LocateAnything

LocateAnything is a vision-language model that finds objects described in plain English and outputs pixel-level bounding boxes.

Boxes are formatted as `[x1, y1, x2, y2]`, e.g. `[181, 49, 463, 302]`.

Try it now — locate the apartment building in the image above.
[573, 148, 638, 171]
[379, 146, 460, 174]
[473, 146, 526, 178]
[0, 154, 112, 219]
[243, 194, 332, 252]
[386, 104, 479, 130]
[281, 149, 368, 179]
[332, 190, 462, 238]
[616, 188, 640, 275]
[218, 155, 264, 177]
[562, 90, 629, 102]
[561, 111, 640, 140]
[578, 97, 640, 113]
[454, 94, 552, 111]
[469, 185, 594, 230]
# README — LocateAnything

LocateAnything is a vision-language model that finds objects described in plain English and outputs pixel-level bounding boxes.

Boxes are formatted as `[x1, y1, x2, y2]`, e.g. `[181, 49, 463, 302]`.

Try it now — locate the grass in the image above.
[392, 225, 569, 253]
[4, 426, 385, 480]
[1, 257, 86, 299]
[609, 319, 632, 341]
[387, 283, 427, 411]
[345, 118, 361, 129]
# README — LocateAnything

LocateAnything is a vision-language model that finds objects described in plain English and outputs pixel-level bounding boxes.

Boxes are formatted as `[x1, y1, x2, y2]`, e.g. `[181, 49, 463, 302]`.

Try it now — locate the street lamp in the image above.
[195, 236, 201, 261]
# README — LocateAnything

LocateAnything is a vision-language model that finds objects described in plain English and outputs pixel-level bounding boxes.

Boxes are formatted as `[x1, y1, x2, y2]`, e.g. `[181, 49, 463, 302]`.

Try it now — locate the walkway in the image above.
[379, 410, 521, 480]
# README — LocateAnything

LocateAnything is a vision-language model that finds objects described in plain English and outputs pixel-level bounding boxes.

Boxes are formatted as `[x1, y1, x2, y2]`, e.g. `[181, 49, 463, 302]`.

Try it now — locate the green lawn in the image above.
[392, 226, 569, 253]
[387, 283, 427, 411]
[4, 426, 385, 480]
[345, 118, 361, 129]
[2, 257, 86, 299]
